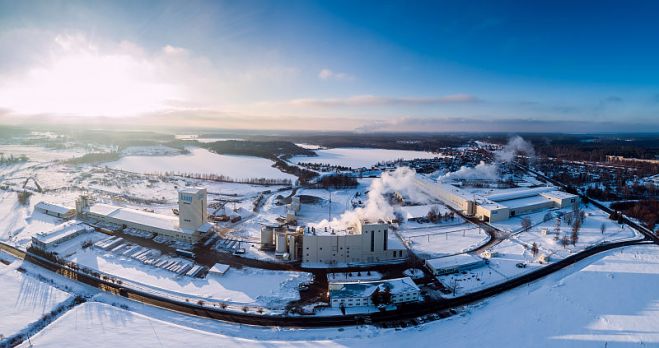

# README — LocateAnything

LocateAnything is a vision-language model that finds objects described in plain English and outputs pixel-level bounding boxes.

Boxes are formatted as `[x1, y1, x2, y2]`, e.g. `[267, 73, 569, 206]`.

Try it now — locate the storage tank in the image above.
[260, 227, 274, 248]
[275, 231, 287, 255]
[287, 234, 298, 260]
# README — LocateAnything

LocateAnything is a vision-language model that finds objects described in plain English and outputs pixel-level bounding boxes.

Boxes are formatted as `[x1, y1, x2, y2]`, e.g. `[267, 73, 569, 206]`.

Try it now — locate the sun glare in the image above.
[0, 39, 180, 117]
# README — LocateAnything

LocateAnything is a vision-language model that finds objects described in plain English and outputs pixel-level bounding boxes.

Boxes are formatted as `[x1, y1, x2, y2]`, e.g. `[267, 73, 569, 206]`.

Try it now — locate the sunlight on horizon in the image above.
[0, 35, 181, 118]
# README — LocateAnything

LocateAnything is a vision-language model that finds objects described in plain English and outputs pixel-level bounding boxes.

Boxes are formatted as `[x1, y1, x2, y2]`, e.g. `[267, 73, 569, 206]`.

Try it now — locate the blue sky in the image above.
[0, 0, 657, 132]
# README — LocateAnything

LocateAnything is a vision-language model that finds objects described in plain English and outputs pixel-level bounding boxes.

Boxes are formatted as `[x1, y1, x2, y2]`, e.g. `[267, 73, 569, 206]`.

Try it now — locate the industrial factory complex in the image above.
[31, 178, 577, 270]
[417, 177, 578, 222]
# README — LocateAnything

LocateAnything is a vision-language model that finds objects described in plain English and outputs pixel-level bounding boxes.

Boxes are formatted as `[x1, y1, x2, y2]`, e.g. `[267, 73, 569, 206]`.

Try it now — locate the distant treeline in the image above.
[610, 199, 658, 231]
[64, 152, 120, 165]
[488, 134, 659, 162]
[315, 174, 359, 188]
[273, 159, 318, 184]
[203, 133, 471, 152]
[0, 153, 29, 164]
[54, 129, 190, 152]
[149, 171, 293, 186]
[199, 140, 315, 160]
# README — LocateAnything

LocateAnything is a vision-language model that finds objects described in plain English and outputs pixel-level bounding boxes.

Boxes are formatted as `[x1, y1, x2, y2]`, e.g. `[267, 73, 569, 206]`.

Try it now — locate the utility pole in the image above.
[326, 188, 332, 221]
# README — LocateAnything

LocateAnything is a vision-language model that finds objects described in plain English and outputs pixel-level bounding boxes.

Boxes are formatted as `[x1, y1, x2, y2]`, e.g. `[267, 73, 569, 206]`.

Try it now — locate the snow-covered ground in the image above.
[21, 245, 659, 348]
[0, 145, 89, 162]
[399, 222, 489, 259]
[0, 259, 72, 340]
[68, 245, 311, 308]
[107, 147, 296, 180]
[492, 204, 639, 259]
[438, 203, 642, 297]
[290, 147, 439, 169]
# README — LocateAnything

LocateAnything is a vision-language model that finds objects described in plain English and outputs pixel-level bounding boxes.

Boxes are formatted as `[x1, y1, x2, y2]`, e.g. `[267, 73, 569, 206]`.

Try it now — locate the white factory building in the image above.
[32, 221, 94, 251]
[416, 177, 577, 222]
[261, 221, 409, 266]
[35, 201, 76, 220]
[301, 222, 408, 265]
[77, 187, 213, 243]
[328, 277, 421, 308]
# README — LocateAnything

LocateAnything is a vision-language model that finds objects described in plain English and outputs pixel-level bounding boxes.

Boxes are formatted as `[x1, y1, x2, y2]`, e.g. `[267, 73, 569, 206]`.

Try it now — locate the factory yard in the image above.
[400, 223, 489, 258]
[69, 245, 312, 308]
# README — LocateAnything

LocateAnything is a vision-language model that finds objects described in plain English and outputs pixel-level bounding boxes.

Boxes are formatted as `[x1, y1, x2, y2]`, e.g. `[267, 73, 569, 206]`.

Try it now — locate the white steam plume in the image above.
[441, 161, 498, 181]
[311, 167, 431, 230]
[494, 135, 535, 162]
[439, 136, 535, 182]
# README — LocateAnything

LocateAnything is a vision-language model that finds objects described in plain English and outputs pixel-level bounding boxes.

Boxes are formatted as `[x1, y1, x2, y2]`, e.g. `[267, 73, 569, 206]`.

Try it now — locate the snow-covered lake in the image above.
[106, 147, 295, 180]
[290, 147, 439, 168]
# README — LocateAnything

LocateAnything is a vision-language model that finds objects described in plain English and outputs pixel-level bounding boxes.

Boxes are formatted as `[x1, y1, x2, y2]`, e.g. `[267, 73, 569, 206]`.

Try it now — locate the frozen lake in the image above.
[106, 147, 295, 180]
[290, 147, 440, 168]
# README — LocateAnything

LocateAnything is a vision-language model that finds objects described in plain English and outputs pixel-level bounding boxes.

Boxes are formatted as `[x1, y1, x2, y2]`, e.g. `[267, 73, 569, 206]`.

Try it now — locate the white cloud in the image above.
[318, 68, 355, 81]
[0, 31, 302, 118]
[288, 94, 480, 107]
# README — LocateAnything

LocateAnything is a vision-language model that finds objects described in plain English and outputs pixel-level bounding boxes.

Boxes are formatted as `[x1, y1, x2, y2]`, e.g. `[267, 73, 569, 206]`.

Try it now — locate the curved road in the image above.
[0, 236, 653, 327]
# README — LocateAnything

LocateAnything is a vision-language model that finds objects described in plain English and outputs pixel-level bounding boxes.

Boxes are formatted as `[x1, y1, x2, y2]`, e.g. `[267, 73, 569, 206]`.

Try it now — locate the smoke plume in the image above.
[439, 135, 535, 182]
[311, 167, 431, 230]
[494, 135, 535, 162]
[441, 161, 498, 181]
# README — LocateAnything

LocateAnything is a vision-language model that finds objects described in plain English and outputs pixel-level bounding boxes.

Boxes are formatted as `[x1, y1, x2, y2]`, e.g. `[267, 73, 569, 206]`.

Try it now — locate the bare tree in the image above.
[531, 242, 539, 258]
[570, 217, 581, 245]
[554, 217, 562, 238]
[560, 235, 570, 248]
[521, 217, 532, 232]
[427, 205, 440, 223]
[600, 222, 606, 235]
[543, 212, 553, 222]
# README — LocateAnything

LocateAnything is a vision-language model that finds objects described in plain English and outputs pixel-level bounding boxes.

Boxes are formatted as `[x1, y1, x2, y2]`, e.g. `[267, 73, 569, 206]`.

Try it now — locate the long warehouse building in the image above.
[77, 187, 213, 243]
[416, 176, 577, 222]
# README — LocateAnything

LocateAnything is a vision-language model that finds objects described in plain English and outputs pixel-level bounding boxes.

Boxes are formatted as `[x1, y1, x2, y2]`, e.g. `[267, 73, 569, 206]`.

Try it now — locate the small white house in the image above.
[328, 277, 421, 308]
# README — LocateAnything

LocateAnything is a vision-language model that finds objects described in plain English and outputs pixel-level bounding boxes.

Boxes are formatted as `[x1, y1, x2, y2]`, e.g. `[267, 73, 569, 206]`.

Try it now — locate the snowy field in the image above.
[0, 192, 70, 246]
[68, 246, 311, 308]
[492, 204, 639, 260]
[0, 145, 89, 162]
[107, 147, 295, 180]
[0, 259, 72, 341]
[290, 147, 439, 168]
[400, 222, 489, 259]
[437, 239, 538, 296]
[439, 204, 641, 297]
[21, 245, 659, 348]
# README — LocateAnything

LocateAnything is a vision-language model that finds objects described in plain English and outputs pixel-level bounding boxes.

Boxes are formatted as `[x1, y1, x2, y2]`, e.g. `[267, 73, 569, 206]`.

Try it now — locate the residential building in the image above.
[328, 277, 421, 308]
